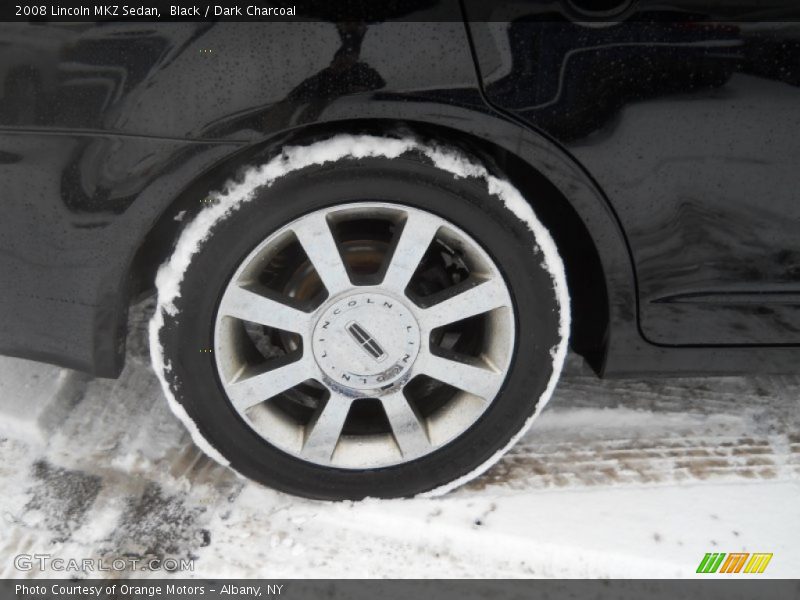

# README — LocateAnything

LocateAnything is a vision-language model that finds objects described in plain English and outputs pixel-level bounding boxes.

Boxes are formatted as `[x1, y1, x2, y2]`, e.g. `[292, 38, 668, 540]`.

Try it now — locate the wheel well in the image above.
[512, 150, 610, 371]
[128, 120, 610, 372]
[446, 130, 610, 372]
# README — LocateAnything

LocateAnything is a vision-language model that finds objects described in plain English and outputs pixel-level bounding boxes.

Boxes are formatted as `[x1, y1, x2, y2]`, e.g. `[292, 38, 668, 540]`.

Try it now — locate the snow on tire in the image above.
[149, 135, 570, 500]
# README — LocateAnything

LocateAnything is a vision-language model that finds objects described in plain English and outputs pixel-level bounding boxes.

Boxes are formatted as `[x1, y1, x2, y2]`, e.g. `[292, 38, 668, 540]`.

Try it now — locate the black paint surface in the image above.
[2, 3, 799, 377]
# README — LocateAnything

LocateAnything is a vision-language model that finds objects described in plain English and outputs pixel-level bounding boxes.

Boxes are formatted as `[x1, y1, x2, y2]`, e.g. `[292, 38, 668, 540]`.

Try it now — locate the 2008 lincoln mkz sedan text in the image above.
[2, 2, 799, 499]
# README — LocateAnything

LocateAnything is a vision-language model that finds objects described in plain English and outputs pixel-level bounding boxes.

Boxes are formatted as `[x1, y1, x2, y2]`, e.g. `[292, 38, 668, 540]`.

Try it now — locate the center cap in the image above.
[312, 293, 420, 391]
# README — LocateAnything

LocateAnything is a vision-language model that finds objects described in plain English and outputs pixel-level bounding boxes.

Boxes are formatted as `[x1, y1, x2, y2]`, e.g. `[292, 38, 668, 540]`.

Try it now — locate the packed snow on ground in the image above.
[0, 298, 798, 578]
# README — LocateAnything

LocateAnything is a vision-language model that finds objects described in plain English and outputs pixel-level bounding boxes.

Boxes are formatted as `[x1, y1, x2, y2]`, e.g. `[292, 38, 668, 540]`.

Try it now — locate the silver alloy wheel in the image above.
[213, 202, 515, 469]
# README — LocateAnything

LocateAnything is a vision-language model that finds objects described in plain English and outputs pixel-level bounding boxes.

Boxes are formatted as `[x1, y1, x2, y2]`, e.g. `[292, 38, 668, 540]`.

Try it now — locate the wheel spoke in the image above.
[381, 212, 440, 293]
[291, 212, 351, 295]
[418, 353, 503, 400]
[218, 285, 309, 334]
[226, 357, 314, 411]
[301, 391, 354, 463]
[419, 278, 510, 330]
[380, 389, 432, 457]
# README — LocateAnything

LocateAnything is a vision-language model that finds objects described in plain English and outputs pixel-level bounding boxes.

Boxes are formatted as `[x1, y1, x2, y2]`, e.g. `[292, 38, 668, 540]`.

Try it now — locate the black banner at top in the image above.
[0, 0, 459, 22]
[3, 0, 800, 23]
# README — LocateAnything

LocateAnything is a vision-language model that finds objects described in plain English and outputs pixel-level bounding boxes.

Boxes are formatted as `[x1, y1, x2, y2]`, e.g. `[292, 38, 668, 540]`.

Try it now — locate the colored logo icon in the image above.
[696, 552, 773, 574]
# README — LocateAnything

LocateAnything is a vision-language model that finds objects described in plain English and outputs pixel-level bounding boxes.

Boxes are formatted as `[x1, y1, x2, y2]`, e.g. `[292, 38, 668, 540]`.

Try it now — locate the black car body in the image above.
[2, 1, 800, 380]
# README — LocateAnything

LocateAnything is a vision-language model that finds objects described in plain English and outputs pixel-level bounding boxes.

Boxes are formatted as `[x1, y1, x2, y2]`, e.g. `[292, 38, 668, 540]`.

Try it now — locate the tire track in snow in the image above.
[0, 298, 798, 577]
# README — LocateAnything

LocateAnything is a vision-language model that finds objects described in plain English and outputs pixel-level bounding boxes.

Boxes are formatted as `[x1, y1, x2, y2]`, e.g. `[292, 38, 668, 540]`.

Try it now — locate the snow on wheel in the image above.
[149, 135, 570, 500]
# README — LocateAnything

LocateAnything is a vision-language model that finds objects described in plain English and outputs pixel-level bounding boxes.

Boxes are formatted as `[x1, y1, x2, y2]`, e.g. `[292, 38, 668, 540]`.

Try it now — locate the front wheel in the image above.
[150, 136, 569, 499]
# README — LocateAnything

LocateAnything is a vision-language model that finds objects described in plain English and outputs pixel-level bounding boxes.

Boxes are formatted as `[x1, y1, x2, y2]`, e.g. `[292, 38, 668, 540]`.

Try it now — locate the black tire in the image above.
[152, 143, 567, 500]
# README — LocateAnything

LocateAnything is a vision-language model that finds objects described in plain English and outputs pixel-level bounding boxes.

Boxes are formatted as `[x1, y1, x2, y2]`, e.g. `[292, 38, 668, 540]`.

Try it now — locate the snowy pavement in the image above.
[0, 299, 798, 578]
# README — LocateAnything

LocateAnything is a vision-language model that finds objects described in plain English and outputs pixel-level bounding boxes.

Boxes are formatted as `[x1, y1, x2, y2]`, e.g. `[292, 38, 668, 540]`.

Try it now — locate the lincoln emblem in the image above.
[345, 321, 387, 362]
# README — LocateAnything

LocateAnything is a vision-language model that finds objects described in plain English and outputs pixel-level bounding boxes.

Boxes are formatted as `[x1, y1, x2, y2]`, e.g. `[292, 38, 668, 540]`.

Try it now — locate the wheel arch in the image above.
[124, 115, 635, 376]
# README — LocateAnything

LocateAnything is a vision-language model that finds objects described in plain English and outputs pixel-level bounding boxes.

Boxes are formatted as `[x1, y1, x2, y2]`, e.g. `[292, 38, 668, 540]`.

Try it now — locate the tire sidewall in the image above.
[157, 153, 563, 499]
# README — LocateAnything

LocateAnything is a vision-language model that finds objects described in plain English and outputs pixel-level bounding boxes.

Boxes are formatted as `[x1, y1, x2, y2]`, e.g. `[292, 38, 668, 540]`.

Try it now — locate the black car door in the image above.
[465, 1, 800, 345]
